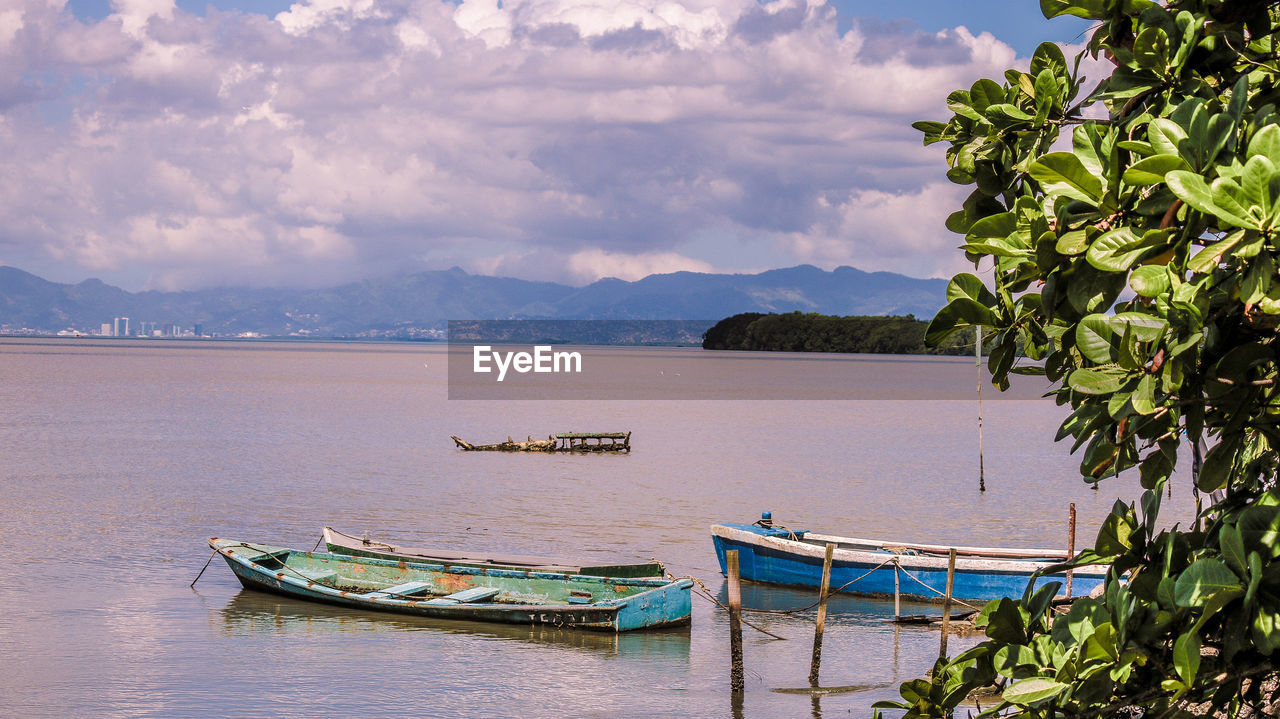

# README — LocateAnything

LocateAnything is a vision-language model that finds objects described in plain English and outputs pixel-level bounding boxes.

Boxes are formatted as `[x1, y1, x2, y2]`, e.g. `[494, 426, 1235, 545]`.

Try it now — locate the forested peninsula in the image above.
[701, 311, 973, 355]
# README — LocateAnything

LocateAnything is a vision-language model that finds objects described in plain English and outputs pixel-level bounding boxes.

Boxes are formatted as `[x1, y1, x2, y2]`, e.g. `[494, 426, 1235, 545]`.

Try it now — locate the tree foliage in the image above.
[701, 311, 974, 354]
[877, 1, 1280, 716]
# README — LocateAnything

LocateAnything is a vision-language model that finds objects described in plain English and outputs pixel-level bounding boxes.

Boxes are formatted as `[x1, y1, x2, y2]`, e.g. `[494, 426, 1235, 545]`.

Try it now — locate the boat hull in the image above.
[711, 523, 1105, 603]
[211, 538, 691, 632]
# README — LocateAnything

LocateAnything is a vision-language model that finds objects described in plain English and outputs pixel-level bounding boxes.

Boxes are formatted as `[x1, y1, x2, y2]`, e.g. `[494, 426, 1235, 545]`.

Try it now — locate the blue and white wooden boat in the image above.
[210, 538, 692, 632]
[711, 514, 1106, 602]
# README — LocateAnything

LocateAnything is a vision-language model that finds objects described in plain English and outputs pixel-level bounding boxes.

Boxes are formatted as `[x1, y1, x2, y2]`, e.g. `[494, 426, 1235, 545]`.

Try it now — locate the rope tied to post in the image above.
[729, 555, 901, 615]
[894, 561, 982, 612]
[672, 574, 788, 640]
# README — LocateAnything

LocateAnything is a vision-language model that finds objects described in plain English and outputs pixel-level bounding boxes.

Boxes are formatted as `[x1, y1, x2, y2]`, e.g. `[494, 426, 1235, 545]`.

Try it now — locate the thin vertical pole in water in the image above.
[727, 550, 744, 694]
[976, 325, 986, 493]
[939, 548, 957, 658]
[809, 543, 835, 687]
[1066, 503, 1077, 599]
[893, 559, 901, 621]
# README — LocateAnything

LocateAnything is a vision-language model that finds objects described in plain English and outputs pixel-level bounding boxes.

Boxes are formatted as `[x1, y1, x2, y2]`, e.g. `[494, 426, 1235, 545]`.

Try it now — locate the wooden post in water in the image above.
[893, 558, 901, 621]
[1066, 503, 1077, 599]
[976, 325, 986, 493]
[727, 550, 744, 693]
[939, 548, 957, 658]
[809, 543, 835, 687]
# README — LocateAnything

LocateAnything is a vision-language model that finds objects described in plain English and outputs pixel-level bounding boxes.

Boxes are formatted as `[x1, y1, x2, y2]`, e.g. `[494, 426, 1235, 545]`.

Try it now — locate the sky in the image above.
[1, 1, 1094, 291]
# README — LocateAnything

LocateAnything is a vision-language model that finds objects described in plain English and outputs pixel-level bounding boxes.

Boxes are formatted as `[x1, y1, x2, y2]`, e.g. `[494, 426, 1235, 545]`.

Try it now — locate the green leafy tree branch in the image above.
[878, 1, 1280, 716]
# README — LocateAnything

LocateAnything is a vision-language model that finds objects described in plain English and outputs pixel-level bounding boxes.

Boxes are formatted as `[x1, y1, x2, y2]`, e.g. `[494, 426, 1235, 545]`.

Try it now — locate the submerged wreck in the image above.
[451, 432, 631, 453]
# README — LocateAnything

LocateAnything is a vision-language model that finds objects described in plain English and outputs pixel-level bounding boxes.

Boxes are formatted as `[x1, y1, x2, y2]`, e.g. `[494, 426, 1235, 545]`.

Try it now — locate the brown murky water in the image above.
[0, 338, 1195, 718]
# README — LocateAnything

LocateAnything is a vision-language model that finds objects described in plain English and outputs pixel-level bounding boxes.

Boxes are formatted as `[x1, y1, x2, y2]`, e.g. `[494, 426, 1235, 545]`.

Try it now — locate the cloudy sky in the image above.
[1, 0, 1090, 290]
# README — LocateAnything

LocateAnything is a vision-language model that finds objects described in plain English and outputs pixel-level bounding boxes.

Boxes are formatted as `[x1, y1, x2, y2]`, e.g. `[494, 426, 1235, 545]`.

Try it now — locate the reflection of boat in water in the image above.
[216, 589, 692, 659]
[210, 538, 692, 632]
[323, 526, 664, 578]
[712, 514, 1106, 602]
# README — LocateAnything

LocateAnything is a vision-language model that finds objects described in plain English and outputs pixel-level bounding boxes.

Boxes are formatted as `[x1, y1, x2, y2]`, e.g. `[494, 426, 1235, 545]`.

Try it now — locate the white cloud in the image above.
[795, 181, 974, 279]
[0, 0, 1035, 290]
[110, 0, 175, 38]
[276, 0, 381, 36]
[565, 248, 716, 283]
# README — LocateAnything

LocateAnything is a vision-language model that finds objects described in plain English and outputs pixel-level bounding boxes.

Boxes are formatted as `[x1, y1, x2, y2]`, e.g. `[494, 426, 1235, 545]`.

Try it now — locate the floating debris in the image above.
[451, 432, 631, 453]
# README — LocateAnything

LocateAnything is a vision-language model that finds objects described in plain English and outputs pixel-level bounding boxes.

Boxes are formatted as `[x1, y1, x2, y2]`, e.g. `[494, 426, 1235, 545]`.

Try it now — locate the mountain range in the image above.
[0, 264, 947, 338]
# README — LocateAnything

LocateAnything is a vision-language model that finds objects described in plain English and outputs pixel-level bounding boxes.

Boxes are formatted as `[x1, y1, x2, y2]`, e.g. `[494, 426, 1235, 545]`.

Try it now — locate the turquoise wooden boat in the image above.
[711, 514, 1106, 602]
[322, 526, 665, 578]
[209, 538, 692, 632]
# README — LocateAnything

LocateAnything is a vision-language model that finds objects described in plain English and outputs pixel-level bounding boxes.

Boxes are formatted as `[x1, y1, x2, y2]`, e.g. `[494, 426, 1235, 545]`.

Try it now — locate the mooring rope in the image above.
[680, 547, 982, 624]
[190, 549, 218, 587]
[732, 556, 900, 615]
[674, 574, 788, 640]
[894, 562, 981, 612]
[224, 541, 360, 588]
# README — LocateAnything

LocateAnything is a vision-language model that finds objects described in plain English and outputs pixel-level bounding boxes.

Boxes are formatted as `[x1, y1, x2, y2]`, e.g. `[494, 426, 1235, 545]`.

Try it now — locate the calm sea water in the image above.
[0, 339, 1195, 718]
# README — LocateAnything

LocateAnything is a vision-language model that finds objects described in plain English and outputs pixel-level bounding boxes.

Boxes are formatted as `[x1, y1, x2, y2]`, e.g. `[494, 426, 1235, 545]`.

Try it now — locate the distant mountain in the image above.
[0, 264, 947, 338]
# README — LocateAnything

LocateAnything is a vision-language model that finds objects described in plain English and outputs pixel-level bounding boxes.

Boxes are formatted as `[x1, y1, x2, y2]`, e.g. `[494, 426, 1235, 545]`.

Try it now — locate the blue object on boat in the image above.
[710, 514, 1106, 603]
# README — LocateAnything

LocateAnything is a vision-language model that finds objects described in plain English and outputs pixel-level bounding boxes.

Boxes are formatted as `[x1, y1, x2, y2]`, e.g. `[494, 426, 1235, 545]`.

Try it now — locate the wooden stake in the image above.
[939, 548, 957, 658]
[809, 543, 835, 687]
[727, 550, 744, 693]
[976, 325, 986, 493]
[893, 559, 901, 621]
[1066, 503, 1077, 599]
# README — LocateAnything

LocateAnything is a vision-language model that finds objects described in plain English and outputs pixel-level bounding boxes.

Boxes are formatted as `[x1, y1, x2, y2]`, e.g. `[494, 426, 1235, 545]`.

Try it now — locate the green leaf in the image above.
[1173, 558, 1243, 607]
[1075, 314, 1116, 364]
[1030, 152, 1104, 204]
[1084, 621, 1119, 662]
[1173, 631, 1201, 684]
[1096, 510, 1135, 556]
[1220, 524, 1247, 577]
[1130, 265, 1170, 297]
[986, 598, 1028, 644]
[1023, 581, 1062, 622]
[1111, 312, 1167, 342]
[1196, 438, 1239, 492]
[912, 120, 948, 144]
[1040, 0, 1110, 20]
[925, 298, 998, 345]
[1211, 177, 1260, 229]
[1248, 124, 1280, 166]
[988, 103, 1034, 122]
[1069, 367, 1131, 395]
[993, 644, 1039, 678]
[1132, 26, 1169, 73]
[1118, 139, 1154, 156]
[1187, 230, 1247, 273]
[969, 78, 1006, 111]
[1131, 373, 1156, 415]
[1056, 229, 1089, 255]
[1122, 155, 1191, 185]
[966, 212, 1017, 241]
[1148, 118, 1188, 159]
[946, 273, 998, 305]
[1003, 677, 1070, 705]
[1168, 171, 1256, 228]
[1087, 228, 1167, 272]
[946, 90, 982, 122]
[1033, 70, 1058, 123]
[1238, 505, 1280, 558]
[1252, 609, 1280, 654]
